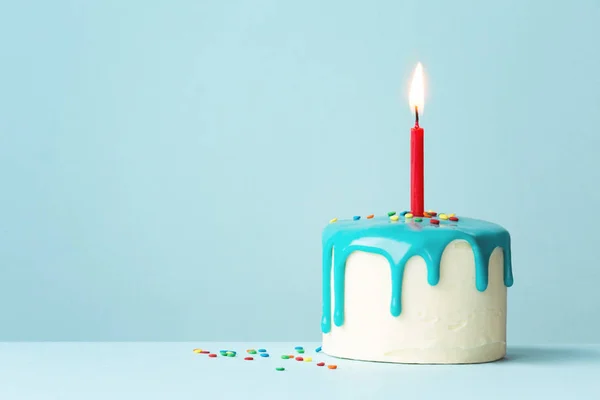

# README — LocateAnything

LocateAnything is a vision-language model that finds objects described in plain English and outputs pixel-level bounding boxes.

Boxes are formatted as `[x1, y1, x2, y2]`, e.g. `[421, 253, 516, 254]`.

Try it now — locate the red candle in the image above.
[409, 63, 425, 217]
[411, 115, 424, 217]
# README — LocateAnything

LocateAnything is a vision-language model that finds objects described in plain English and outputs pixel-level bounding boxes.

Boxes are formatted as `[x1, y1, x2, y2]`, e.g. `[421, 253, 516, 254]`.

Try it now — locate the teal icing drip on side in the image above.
[321, 216, 513, 334]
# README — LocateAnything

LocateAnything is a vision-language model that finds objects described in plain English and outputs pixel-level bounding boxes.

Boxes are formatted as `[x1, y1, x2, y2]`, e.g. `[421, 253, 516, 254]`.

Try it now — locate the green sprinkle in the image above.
[281, 355, 289, 359]
[297, 349, 305, 354]
[415, 218, 422, 222]
[276, 367, 285, 371]
[387, 211, 396, 216]
[248, 350, 257, 354]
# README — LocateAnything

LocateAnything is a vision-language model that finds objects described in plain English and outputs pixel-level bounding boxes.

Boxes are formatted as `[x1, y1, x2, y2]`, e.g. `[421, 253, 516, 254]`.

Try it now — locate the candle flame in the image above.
[409, 62, 425, 115]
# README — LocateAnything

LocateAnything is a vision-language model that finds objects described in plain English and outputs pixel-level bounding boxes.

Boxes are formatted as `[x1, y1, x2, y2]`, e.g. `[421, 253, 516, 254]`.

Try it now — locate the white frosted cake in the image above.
[321, 211, 513, 364]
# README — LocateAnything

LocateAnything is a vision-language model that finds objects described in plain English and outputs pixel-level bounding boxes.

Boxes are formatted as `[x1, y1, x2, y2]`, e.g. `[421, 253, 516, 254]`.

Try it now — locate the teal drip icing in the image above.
[321, 216, 513, 334]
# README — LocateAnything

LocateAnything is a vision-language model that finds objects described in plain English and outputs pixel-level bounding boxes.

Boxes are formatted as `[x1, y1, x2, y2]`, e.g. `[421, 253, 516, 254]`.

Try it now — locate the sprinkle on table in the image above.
[315, 346, 322, 353]
[327, 365, 338, 370]
[415, 218, 423, 222]
[405, 212, 413, 218]
[449, 213, 455, 217]
[258, 349, 266, 353]
[294, 346, 303, 350]
[208, 353, 217, 358]
[428, 211, 437, 217]
[260, 353, 269, 358]
[439, 213, 448, 220]
[297, 349, 305, 354]
[317, 362, 325, 367]
[276, 367, 285, 371]
[366, 214, 374, 219]
[329, 218, 338, 224]
[430, 219, 440, 225]
[304, 357, 312, 362]
[387, 211, 396, 216]
[244, 357, 253, 361]
[400, 211, 409, 216]
[423, 212, 431, 217]
[353, 215, 360, 220]
[247, 349, 257, 354]
[295, 356, 304, 361]
[281, 355, 289, 359]
[200, 350, 210, 354]
[449, 216, 459, 221]
[193, 348, 202, 354]
[390, 215, 399, 222]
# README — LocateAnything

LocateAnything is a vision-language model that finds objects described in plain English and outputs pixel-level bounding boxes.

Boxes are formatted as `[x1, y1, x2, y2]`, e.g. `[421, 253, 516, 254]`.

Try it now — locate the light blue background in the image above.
[1, 0, 599, 342]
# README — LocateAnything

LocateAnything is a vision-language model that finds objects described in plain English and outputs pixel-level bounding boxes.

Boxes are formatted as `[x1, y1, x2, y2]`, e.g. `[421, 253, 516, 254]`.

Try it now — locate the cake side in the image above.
[320, 213, 512, 364]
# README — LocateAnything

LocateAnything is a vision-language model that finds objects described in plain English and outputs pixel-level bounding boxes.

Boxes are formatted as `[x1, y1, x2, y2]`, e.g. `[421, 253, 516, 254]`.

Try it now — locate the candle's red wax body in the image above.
[410, 126, 424, 217]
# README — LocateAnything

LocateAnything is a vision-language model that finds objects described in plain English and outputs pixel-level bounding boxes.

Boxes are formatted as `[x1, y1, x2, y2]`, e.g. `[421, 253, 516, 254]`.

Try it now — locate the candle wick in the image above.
[414, 106, 420, 128]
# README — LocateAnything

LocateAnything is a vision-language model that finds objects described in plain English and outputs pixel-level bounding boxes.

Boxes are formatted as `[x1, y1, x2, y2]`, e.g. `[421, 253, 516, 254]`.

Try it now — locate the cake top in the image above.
[323, 211, 508, 246]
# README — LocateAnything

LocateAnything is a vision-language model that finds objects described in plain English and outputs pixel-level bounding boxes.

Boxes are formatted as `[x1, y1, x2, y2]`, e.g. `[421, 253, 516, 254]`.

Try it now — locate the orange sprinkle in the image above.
[327, 365, 338, 369]
[366, 214, 374, 219]
[423, 212, 431, 218]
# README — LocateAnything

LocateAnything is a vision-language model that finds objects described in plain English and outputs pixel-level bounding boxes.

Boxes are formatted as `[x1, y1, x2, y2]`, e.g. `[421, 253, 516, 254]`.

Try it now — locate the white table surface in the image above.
[1, 342, 599, 399]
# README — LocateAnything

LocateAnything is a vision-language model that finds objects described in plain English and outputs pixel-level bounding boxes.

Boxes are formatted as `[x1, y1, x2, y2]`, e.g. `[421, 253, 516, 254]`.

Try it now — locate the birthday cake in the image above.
[320, 211, 513, 364]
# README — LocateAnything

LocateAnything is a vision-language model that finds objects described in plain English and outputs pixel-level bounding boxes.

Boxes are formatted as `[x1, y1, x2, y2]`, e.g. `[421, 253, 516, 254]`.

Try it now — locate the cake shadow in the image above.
[503, 346, 600, 364]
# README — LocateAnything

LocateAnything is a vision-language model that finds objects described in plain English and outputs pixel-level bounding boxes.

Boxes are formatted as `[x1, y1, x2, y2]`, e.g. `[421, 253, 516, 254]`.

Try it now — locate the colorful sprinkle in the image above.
[297, 349, 305, 354]
[327, 365, 338, 370]
[200, 350, 210, 354]
[439, 213, 448, 220]
[449, 216, 459, 221]
[304, 357, 312, 362]
[405, 213, 413, 219]
[414, 218, 422, 222]
[226, 351, 236, 357]
[193, 348, 202, 354]
[258, 349, 266, 353]
[288, 355, 294, 358]
[294, 346, 303, 350]
[281, 355, 289, 359]
[400, 211, 409, 216]
[260, 353, 269, 358]
[208, 353, 217, 358]
[449, 213, 456, 217]
[428, 211, 437, 217]
[430, 219, 440, 225]
[390, 215, 399, 222]
[315, 346, 322, 353]
[423, 212, 431, 218]
[366, 214, 374, 219]
[219, 351, 227, 356]
[387, 211, 396, 216]
[329, 218, 338, 224]
[276, 367, 285, 371]
[317, 362, 325, 367]
[295, 357, 304, 361]
[244, 357, 253, 361]
[247, 349, 257, 354]
[353, 216, 360, 221]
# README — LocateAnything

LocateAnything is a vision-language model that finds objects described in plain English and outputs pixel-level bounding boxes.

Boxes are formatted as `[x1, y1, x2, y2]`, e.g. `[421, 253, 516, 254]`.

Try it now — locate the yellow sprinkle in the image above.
[193, 349, 202, 354]
[304, 357, 312, 362]
[405, 213, 413, 219]
[449, 213, 455, 217]
[427, 209, 435, 214]
[329, 218, 338, 224]
[390, 215, 399, 221]
[439, 213, 448, 220]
